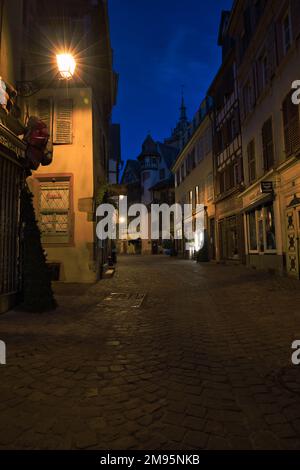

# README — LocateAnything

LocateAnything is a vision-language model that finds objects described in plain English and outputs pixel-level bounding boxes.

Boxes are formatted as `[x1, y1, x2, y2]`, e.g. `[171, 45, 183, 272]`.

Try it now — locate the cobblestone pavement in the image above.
[1, 255, 300, 450]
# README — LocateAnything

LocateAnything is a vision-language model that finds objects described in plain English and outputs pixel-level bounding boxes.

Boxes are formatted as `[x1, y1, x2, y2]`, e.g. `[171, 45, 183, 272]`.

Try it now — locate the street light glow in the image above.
[56, 53, 76, 80]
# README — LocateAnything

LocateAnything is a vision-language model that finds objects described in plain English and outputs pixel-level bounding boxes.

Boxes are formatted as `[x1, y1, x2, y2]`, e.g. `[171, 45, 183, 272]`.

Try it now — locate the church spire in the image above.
[179, 86, 188, 123]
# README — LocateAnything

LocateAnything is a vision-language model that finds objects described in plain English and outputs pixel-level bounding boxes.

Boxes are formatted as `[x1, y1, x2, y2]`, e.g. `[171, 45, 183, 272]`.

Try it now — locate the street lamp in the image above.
[17, 52, 76, 97]
[56, 53, 76, 80]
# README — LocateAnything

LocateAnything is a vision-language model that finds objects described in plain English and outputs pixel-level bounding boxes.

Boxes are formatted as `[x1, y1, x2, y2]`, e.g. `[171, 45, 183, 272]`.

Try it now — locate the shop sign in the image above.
[261, 181, 273, 194]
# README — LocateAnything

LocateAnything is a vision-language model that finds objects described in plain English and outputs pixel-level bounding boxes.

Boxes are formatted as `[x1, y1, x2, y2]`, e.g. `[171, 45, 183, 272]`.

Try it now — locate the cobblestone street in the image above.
[1, 255, 300, 450]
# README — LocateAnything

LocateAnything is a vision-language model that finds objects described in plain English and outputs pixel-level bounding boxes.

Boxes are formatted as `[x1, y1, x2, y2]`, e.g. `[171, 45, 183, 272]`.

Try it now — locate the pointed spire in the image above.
[179, 86, 187, 123]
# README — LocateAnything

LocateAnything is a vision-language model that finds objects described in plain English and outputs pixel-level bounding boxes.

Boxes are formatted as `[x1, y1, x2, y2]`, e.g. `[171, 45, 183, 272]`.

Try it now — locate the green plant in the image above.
[19, 188, 57, 312]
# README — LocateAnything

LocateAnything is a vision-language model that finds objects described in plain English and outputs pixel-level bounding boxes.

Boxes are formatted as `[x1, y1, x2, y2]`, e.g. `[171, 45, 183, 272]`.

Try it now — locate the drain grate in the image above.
[101, 292, 146, 309]
[277, 366, 300, 396]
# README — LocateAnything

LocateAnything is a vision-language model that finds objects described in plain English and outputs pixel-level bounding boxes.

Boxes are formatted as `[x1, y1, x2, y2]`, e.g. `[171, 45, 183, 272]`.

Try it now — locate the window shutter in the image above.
[36, 98, 52, 136]
[262, 118, 274, 171]
[282, 92, 300, 157]
[54, 99, 73, 144]
[266, 25, 277, 81]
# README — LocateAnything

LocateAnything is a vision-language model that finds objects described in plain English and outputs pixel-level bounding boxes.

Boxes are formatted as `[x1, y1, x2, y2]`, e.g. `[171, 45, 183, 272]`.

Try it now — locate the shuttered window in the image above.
[282, 91, 300, 157]
[36, 98, 52, 136]
[262, 118, 274, 171]
[54, 99, 73, 144]
[247, 140, 256, 183]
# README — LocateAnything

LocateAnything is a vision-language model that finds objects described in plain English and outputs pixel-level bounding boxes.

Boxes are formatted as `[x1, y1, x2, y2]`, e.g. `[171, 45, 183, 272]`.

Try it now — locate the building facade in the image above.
[172, 97, 215, 259]
[0, 0, 27, 313]
[229, 0, 300, 277]
[208, 11, 245, 264]
[22, 0, 118, 282]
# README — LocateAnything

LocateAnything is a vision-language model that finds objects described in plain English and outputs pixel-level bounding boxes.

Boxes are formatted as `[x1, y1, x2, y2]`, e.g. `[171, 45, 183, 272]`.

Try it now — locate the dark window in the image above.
[247, 140, 256, 183]
[282, 91, 300, 156]
[262, 118, 274, 171]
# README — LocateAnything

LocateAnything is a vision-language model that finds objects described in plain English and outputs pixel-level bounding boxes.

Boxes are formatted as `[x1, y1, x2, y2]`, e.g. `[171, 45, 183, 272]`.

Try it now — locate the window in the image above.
[247, 204, 276, 253]
[206, 173, 213, 201]
[195, 186, 199, 205]
[38, 176, 72, 244]
[262, 117, 274, 171]
[36, 97, 73, 144]
[283, 11, 292, 54]
[197, 138, 204, 162]
[176, 170, 181, 187]
[219, 170, 226, 194]
[159, 168, 165, 180]
[198, 181, 205, 204]
[247, 140, 256, 183]
[282, 91, 300, 156]
[191, 149, 196, 169]
[265, 204, 276, 250]
[234, 158, 243, 185]
[142, 171, 150, 182]
[259, 52, 268, 90]
[204, 127, 212, 155]
[180, 163, 185, 181]
[189, 190, 193, 206]
[243, 81, 253, 117]
[248, 211, 258, 251]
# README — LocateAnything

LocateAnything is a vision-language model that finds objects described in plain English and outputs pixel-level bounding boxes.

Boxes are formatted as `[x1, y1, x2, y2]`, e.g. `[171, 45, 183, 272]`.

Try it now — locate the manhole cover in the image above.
[101, 292, 146, 308]
[277, 366, 300, 396]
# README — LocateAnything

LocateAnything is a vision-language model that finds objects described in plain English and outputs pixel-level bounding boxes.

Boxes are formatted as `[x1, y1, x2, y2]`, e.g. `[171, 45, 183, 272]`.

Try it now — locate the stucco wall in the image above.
[28, 87, 96, 283]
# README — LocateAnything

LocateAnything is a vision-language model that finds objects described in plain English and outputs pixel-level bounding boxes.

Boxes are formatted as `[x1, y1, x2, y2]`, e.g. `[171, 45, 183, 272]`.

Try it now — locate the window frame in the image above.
[35, 173, 74, 247]
[247, 204, 277, 254]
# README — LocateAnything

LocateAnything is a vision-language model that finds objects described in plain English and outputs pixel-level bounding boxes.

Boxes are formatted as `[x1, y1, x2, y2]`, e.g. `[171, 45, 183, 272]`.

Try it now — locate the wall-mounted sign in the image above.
[261, 181, 273, 194]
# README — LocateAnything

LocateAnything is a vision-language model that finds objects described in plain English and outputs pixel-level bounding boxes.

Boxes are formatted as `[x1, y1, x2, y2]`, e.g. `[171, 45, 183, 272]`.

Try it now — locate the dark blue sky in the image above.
[109, 0, 233, 163]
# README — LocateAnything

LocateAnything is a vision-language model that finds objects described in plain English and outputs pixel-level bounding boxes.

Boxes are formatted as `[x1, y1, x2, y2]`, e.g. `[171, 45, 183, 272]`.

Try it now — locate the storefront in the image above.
[279, 159, 300, 279]
[216, 193, 244, 263]
[241, 178, 283, 274]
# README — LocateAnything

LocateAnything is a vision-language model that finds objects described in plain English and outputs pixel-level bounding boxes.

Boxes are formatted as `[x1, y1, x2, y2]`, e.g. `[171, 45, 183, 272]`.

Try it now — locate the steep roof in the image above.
[121, 159, 141, 184]
[140, 134, 159, 156]
[157, 142, 179, 170]
[149, 175, 174, 192]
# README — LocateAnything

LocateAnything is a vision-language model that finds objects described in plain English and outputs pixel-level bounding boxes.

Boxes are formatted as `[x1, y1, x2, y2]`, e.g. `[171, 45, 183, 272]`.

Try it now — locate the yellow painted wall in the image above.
[28, 86, 97, 283]
[0, 0, 23, 85]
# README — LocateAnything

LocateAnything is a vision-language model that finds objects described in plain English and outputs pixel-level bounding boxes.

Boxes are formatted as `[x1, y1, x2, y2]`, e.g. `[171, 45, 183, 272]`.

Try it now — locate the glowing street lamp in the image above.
[56, 53, 76, 80]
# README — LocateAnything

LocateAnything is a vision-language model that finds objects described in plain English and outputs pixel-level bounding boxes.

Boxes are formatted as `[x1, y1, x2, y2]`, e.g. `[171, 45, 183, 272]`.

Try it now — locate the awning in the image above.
[241, 193, 274, 213]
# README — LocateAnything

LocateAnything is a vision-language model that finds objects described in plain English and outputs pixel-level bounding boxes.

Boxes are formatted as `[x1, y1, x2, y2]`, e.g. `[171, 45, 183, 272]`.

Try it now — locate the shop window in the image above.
[248, 211, 257, 251]
[247, 204, 276, 253]
[265, 204, 276, 250]
[262, 117, 274, 171]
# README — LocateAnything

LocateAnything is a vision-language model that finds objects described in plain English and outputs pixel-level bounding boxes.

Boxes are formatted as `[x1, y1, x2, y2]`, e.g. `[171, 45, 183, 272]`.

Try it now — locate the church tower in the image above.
[138, 134, 160, 205]
[165, 94, 190, 150]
